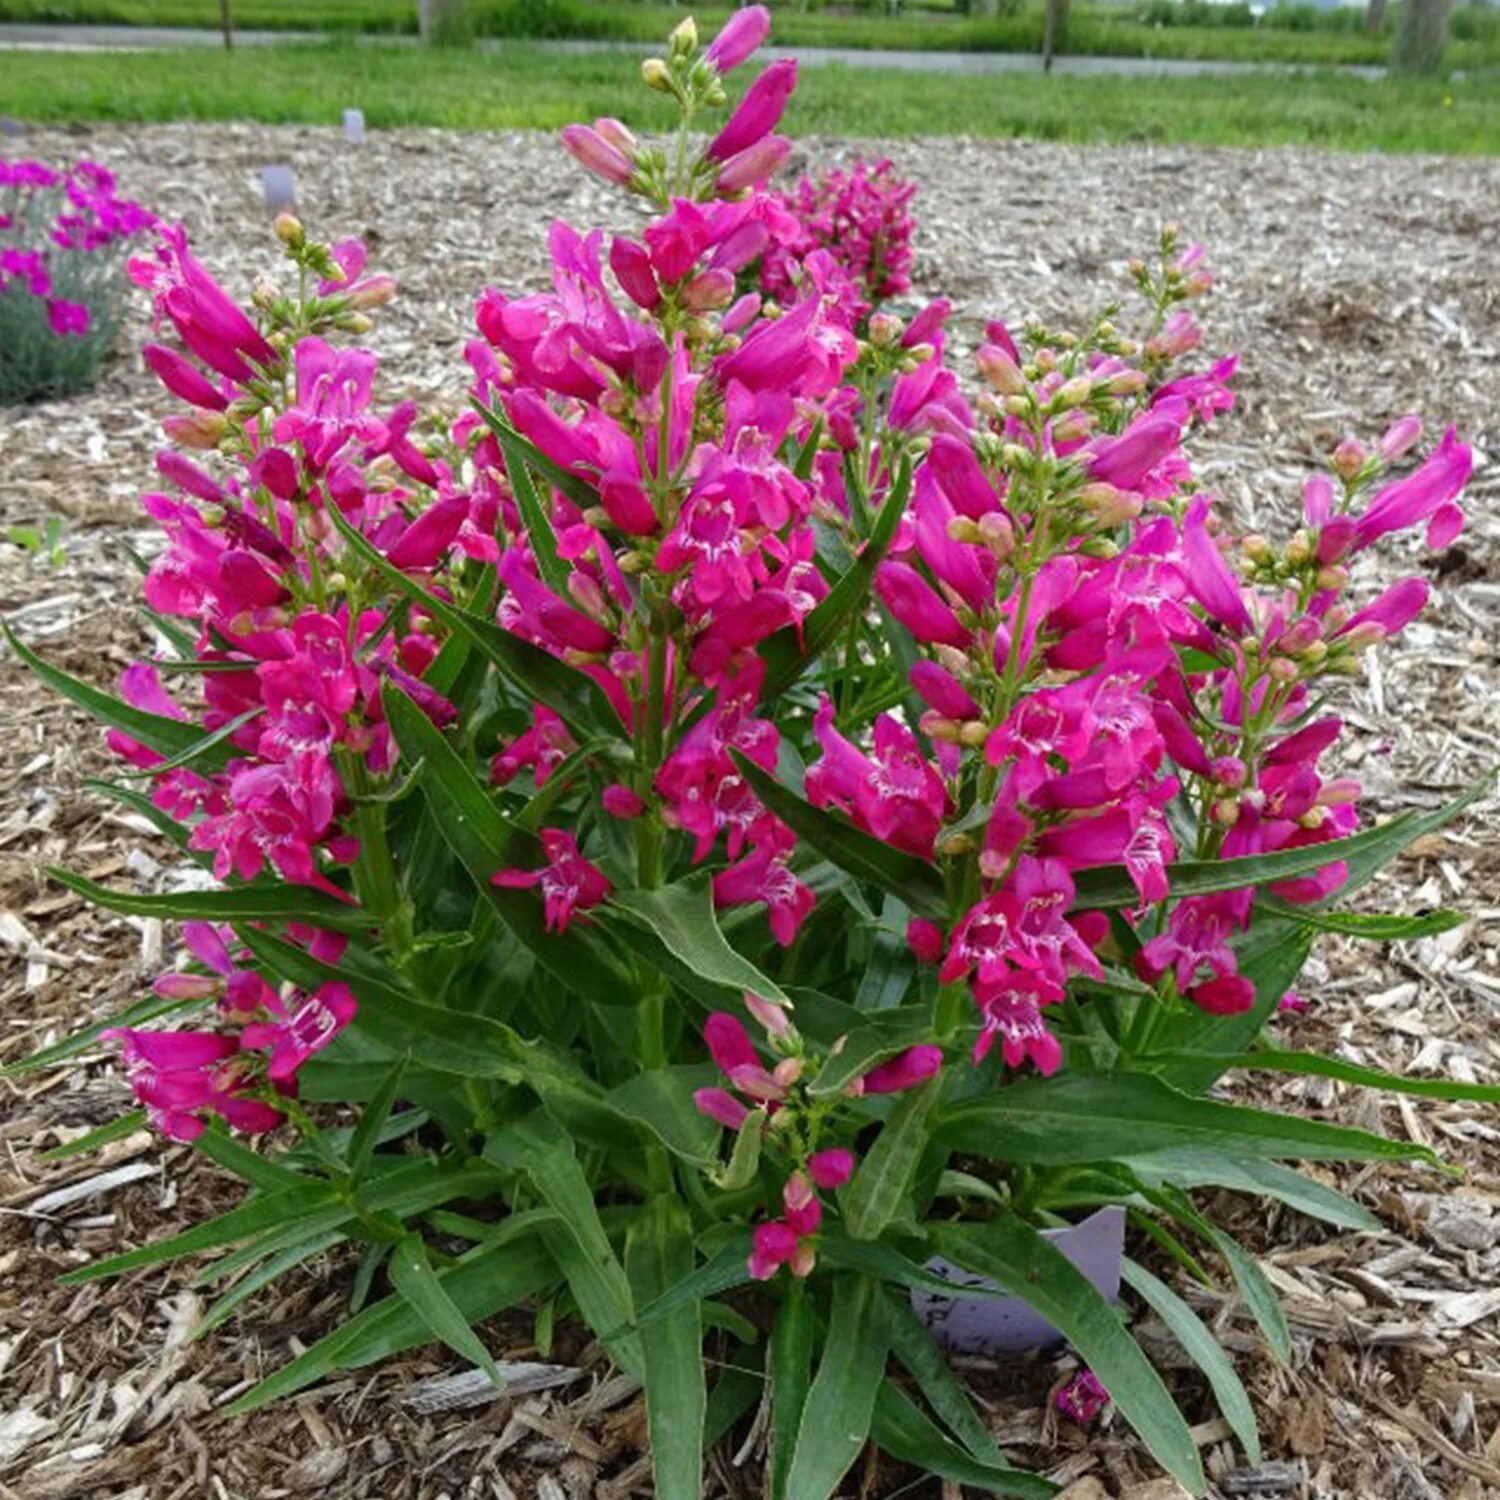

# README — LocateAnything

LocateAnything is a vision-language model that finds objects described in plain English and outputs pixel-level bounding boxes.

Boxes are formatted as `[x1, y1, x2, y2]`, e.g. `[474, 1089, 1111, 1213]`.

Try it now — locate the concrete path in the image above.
[0, 22, 1385, 79]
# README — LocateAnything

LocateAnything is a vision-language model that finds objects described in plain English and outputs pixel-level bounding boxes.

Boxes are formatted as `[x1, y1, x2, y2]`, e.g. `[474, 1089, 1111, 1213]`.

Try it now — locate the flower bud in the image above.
[1105, 369, 1146, 396]
[1332, 437, 1366, 481]
[161, 412, 229, 449]
[273, 212, 304, 247]
[1051, 411, 1093, 445]
[976, 511, 1016, 560]
[683, 269, 735, 311]
[1077, 482, 1141, 527]
[771, 1056, 803, 1089]
[745, 991, 793, 1040]
[1315, 564, 1349, 592]
[976, 343, 1025, 396]
[1211, 756, 1247, 789]
[1284, 531, 1312, 567]
[593, 116, 637, 154]
[1052, 375, 1093, 411]
[1377, 415, 1423, 463]
[868, 311, 903, 348]
[957, 720, 989, 748]
[1269, 657, 1300, 683]
[1213, 796, 1240, 825]
[346, 274, 397, 310]
[920, 713, 962, 744]
[641, 57, 674, 92]
[1003, 394, 1032, 419]
[561, 124, 634, 186]
[669, 15, 699, 57]
[1241, 534, 1273, 564]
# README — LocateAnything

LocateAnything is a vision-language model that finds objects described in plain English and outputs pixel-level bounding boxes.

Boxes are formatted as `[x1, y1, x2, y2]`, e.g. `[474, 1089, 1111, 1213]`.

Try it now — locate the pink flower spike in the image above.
[859, 1044, 942, 1095]
[491, 829, 610, 933]
[808, 1148, 854, 1190]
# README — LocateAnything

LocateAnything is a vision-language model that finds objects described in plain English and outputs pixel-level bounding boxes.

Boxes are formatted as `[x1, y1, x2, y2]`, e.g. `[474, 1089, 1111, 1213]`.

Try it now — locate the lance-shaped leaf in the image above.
[49, 867, 367, 932]
[390, 1232, 507, 1387]
[936, 1072, 1440, 1169]
[759, 455, 910, 699]
[5, 622, 235, 771]
[610, 872, 787, 1003]
[1122, 1258, 1261, 1466]
[1253, 901, 1467, 940]
[933, 1216, 1204, 1495]
[471, 397, 601, 511]
[330, 504, 620, 741]
[732, 753, 948, 920]
[782, 1274, 890, 1500]
[384, 685, 630, 1002]
[473, 403, 572, 597]
[872, 1382, 1058, 1500]
[841, 1077, 940, 1240]
[768, 1291, 815, 1500]
[1071, 771, 1493, 912]
[625, 1199, 705, 1500]
[1146, 1047, 1500, 1104]
[227, 1225, 554, 1412]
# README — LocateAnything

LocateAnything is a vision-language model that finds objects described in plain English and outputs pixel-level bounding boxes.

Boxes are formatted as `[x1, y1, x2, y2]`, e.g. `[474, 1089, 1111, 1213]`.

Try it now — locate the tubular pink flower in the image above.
[694, 1087, 750, 1131]
[707, 4, 771, 72]
[708, 59, 798, 162]
[748, 1220, 800, 1280]
[808, 1149, 854, 1190]
[491, 829, 611, 933]
[874, 561, 971, 648]
[144, 342, 228, 410]
[1352, 427, 1471, 552]
[1181, 494, 1252, 635]
[560, 124, 634, 187]
[858, 1044, 942, 1095]
[715, 135, 791, 195]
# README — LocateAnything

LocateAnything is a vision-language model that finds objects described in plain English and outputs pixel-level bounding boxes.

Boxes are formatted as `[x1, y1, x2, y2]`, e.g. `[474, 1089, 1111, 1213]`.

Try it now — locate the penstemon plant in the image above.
[13, 10, 1499, 1497]
[0, 158, 155, 405]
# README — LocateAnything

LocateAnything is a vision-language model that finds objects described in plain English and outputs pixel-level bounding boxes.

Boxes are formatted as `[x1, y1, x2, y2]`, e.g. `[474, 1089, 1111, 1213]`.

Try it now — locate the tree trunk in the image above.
[1042, 0, 1070, 72]
[1391, 0, 1453, 72]
[973, 0, 999, 16]
[1363, 0, 1389, 33]
[219, 0, 232, 50]
[418, 0, 470, 45]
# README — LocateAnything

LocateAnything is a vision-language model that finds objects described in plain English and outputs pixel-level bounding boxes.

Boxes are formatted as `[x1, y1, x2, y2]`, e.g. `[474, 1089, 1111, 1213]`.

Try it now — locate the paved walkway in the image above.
[0, 22, 1385, 79]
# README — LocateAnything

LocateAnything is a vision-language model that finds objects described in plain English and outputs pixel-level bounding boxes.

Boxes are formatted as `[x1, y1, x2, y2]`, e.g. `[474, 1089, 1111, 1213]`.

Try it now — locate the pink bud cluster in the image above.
[761, 157, 916, 317]
[694, 999, 936, 1280]
[0, 158, 155, 341]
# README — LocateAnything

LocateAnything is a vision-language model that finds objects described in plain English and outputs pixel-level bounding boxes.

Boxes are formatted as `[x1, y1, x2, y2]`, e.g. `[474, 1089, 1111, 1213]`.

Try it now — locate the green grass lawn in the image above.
[3, 41, 1497, 153]
[2, 0, 1498, 69]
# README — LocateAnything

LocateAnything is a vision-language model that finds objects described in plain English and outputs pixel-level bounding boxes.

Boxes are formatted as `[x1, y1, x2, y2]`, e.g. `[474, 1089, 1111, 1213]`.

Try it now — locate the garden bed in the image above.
[1, 122, 1498, 1500]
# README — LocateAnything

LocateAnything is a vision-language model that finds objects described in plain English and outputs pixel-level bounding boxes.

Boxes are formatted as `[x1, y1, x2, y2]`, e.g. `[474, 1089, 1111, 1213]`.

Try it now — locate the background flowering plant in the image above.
[0, 157, 156, 405]
[12, 12, 1499, 1497]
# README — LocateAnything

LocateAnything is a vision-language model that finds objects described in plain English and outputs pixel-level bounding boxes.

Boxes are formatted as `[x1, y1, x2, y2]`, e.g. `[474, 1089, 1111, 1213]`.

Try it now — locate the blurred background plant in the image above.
[0, 160, 156, 405]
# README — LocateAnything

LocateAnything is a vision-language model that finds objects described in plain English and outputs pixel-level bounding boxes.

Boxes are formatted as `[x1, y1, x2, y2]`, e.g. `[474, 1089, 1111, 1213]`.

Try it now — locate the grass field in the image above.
[3, 40, 1497, 153]
[3, 0, 1499, 69]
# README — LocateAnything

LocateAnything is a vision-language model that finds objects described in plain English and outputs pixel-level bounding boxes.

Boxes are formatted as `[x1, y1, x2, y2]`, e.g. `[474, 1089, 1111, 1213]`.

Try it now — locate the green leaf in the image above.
[783, 1275, 890, 1500]
[933, 1216, 1203, 1495]
[1125, 1151, 1379, 1233]
[872, 1382, 1057, 1500]
[604, 1066, 721, 1165]
[610, 872, 787, 1003]
[817, 1230, 1021, 1304]
[485, 1121, 642, 1375]
[59, 1183, 343, 1284]
[41, 1111, 147, 1162]
[48, 867, 367, 932]
[732, 753, 948, 920]
[347, 1055, 409, 1182]
[390, 1233, 506, 1387]
[227, 1227, 554, 1413]
[384, 686, 629, 1002]
[1072, 772, 1494, 911]
[618, 1232, 754, 1342]
[711, 1107, 765, 1190]
[883, 1291, 1009, 1466]
[768, 1291, 815, 1500]
[482, 414, 572, 598]
[626, 1199, 705, 1500]
[1145, 1184, 1291, 1365]
[472, 397, 601, 511]
[5, 622, 233, 770]
[193, 1124, 308, 1194]
[193, 1231, 345, 1340]
[1148, 1047, 1500, 1104]
[1255, 901, 1467, 941]
[1121, 1258, 1261, 1465]
[331, 505, 619, 739]
[758, 455, 910, 699]
[842, 1077, 940, 1240]
[936, 1072, 1440, 1169]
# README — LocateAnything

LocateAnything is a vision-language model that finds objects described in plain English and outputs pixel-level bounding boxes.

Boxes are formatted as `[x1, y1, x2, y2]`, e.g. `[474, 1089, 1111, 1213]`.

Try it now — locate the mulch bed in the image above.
[1, 124, 1498, 1500]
